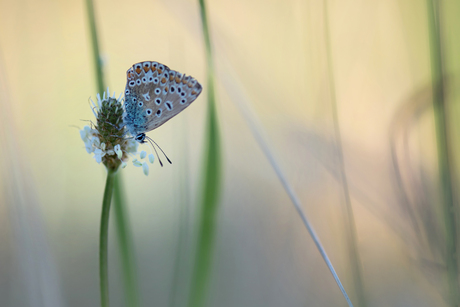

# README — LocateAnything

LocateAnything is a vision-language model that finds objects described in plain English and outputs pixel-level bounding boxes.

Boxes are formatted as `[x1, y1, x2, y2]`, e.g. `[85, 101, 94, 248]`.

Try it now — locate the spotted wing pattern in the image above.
[123, 61, 202, 137]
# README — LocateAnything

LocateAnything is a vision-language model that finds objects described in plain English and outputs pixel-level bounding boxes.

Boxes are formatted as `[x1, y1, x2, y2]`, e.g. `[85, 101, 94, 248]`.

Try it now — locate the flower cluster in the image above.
[80, 89, 154, 175]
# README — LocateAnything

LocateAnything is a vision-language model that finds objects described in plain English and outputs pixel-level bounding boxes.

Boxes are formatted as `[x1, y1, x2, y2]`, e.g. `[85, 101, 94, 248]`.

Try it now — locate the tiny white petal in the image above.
[148, 154, 154, 164]
[114, 145, 123, 159]
[142, 162, 149, 176]
[133, 159, 142, 167]
[80, 130, 88, 141]
[85, 145, 93, 154]
[106, 149, 115, 156]
[84, 126, 91, 133]
[101, 143, 106, 151]
[140, 151, 147, 159]
[91, 97, 100, 109]
[94, 150, 102, 163]
[121, 161, 127, 168]
[94, 148, 106, 157]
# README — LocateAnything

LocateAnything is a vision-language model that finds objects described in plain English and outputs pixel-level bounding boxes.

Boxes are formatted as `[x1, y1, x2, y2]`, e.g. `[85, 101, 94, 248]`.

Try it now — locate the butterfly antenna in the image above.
[146, 137, 164, 167]
[146, 136, 172, 164]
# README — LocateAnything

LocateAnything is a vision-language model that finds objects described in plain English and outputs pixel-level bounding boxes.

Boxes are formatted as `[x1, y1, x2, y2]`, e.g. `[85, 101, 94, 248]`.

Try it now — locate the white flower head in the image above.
[80, 88, 157, 175]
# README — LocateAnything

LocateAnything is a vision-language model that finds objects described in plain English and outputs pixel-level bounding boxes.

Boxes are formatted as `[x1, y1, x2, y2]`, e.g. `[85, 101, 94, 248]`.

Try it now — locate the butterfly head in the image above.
[135, 133, 146, 143]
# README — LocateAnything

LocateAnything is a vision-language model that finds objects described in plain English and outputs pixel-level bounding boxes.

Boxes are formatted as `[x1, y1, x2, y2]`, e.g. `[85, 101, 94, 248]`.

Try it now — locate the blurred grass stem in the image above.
[100, 169, 115, 307]
[323, 2, 367, 306]
[217, 59, 354, 307]
[85, 0, 104, 95]
[189, 0, 222, 306]
[425, 0, 459, 305]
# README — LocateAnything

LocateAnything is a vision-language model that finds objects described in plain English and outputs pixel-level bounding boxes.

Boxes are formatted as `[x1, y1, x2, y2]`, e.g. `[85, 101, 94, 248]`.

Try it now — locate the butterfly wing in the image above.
[124, 61, 202, 135]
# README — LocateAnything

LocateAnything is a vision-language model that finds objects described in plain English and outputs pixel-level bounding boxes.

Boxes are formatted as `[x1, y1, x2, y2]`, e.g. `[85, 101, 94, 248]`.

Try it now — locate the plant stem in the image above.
[323, 2, 367, 306]
[425, 0, 459, 305]
[113, 174, 140, 307]
[189, 0, 222, 306]
[217, 61, 354, 307]
[85, 0, 105, 95]
[100, 169, 115, 307]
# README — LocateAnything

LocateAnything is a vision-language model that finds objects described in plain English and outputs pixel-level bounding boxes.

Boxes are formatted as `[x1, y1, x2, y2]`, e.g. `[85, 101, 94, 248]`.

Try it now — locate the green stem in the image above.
[425, 1, 459, 305]
[113, 174, 140, 307]
[85, 0, 105, 95]
[323, 2, 367, 306]
[189, 0, 222, 306]
[85, 1, 139, 306]
[100, 169, 115, 307]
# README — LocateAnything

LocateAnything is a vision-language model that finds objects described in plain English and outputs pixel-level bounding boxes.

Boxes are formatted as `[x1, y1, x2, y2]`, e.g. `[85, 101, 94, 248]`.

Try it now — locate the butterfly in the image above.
[123, 61, 202, 144]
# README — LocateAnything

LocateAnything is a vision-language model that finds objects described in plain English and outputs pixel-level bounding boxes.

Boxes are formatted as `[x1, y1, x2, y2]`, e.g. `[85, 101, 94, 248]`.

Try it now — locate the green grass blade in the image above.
[323, 2, 367, 306]
[425, 0, 459, 305]
[189, 1, 222, 306]
[85, 0, 105, 95]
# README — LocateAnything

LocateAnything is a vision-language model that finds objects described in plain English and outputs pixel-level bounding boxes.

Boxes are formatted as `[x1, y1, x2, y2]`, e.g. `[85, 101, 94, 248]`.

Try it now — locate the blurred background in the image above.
[1, 0, 460, 306]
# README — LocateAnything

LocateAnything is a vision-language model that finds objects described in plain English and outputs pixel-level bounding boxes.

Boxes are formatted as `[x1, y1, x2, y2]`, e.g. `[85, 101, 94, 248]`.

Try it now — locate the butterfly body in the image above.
[123, 61, 202, 142]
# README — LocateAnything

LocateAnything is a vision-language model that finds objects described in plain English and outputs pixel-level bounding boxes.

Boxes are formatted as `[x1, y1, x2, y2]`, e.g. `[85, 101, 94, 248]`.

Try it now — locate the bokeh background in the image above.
[1, 0, 460, 306]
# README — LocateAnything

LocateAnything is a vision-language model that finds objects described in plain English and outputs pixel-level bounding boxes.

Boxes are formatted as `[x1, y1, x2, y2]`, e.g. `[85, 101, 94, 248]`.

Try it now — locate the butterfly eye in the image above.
[170, 86, 175, 93]
[136, 79, 141, 85]
[149, 77, 153, 82]
[129, 81, 135, 87]
[125, 89, 130, 95]
[155, 98, 162, 105]
[156, 109, 162, 117]
[165, 102, 173, 110]
[146, 109, 152, 115]
[177, 87, 181, 93]
[180, 92, 186, 97]
[142, 77, 147, 83]
[154, 88, 161, 95]
[133, 97, 137, 102]
[180, 98, 187, 104]
[138, 101, 143, 107]
[153, 78, 159, 84]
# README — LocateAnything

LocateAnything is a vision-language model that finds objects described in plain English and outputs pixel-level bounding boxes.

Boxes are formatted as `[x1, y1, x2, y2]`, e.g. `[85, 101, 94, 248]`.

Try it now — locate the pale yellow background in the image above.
[1, 0, 459, 306]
